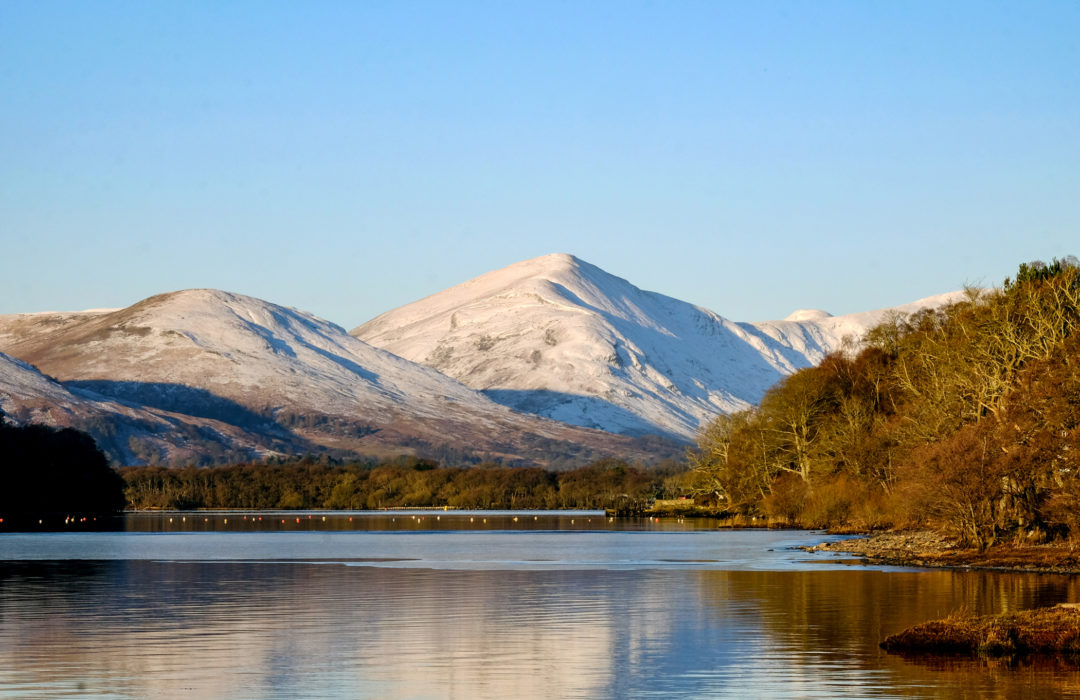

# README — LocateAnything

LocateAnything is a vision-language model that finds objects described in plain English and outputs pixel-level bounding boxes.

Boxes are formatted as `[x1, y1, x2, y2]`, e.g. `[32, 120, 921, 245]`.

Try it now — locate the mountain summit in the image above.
[353, 254, 961, 440]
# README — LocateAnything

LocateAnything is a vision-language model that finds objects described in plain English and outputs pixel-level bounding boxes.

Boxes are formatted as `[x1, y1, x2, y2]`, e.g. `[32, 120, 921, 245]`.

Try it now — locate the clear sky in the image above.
[2, 1, 1077, 327]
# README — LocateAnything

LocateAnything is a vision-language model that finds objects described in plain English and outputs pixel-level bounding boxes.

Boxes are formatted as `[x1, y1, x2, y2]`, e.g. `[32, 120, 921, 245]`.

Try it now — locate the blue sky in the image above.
[2, 1, 1077, 326]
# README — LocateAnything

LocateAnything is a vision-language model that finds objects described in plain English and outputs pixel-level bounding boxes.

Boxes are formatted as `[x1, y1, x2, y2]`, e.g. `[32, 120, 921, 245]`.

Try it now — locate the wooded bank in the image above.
[683, 258, 1080, 549]
[119, 458, 677, 511]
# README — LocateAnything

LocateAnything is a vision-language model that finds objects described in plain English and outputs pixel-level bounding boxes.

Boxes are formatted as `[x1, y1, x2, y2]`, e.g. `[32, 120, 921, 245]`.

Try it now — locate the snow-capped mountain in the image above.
[0, 289, 659, 465]
[353, 253, 962, 440]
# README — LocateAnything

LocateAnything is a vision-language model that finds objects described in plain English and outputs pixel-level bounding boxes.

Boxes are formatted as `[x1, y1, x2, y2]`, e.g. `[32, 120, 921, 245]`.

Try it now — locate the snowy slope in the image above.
[0, 290, 654, 464]
[0, 351, 86, 406]
[748, 292, 966, 371]
[353, 253, 963, 440]
[0, 351, 300, 465]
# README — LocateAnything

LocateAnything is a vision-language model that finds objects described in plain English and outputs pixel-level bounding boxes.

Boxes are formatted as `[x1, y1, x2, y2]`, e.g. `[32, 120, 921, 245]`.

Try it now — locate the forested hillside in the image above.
[685, 258, 1080, 549]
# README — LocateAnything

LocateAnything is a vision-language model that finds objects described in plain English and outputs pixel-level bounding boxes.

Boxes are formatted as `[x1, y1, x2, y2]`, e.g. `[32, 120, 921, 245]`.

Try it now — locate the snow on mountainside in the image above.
[0, 351, 300, 465]
[0, 289, 657, 465]
[0, 351, 87, 406]
[353, 253, 963, 441]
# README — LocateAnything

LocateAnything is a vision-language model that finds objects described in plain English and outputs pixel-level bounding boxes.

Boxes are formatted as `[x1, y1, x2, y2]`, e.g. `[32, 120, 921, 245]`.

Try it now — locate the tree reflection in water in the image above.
[695, 569, 1080, 698]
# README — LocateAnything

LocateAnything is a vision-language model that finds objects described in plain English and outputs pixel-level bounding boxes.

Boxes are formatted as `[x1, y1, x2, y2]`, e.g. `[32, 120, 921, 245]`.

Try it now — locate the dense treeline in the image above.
[0, 411, 126, 520]
[684, 258, 1080, 548]
[120, 457, 676, 511]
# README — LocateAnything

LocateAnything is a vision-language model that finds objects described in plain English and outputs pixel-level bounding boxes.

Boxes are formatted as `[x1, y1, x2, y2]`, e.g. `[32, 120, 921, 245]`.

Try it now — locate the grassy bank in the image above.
[881, 606, 1080, 657]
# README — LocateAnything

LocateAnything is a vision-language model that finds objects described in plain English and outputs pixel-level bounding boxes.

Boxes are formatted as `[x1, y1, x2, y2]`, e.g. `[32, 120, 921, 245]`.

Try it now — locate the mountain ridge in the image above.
[0, 287, 668, 466]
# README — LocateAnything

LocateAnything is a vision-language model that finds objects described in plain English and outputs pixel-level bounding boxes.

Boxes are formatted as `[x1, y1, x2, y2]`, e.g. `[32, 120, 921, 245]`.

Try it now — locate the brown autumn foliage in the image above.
[881, 606, 1080, 656]
[687, 258, 1080, 548]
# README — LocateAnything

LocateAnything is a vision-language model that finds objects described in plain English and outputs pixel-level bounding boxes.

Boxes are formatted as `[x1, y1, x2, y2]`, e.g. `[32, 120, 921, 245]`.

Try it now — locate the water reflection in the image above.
[1, 534, 1080, 698]
[695, 569, 1080, 698]
[1, 562, 641, 699]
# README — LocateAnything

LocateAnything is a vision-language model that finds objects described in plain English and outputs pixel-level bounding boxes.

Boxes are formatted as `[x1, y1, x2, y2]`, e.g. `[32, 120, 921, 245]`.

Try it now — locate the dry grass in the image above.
[882, 606, 1080, 656]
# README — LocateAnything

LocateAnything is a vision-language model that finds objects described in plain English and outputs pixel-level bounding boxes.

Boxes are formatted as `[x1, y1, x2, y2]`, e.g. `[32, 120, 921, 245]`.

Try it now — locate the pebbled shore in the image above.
[803, 530, 1080, 574]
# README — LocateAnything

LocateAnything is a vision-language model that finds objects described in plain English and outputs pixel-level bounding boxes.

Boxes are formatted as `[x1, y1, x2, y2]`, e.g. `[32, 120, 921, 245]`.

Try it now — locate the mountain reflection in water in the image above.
[1, 527, 1079, 698]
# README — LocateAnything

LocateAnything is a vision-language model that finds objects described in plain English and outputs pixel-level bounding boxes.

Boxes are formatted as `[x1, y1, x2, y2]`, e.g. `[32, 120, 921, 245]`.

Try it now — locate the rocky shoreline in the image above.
[802, 530, 1080, 574]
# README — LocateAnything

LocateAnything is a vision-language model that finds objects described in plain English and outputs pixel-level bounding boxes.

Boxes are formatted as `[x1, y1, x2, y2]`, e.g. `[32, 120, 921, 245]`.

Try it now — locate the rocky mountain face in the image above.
[353, 253, 962, 440]
[0, 289, 666, 466]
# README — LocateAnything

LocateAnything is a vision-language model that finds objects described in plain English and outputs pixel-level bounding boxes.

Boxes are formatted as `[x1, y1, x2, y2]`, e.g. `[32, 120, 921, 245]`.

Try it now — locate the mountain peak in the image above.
[353, 255, 772, 439]
[529, 252, 582, 269]
[117, 288, 247, 322]
[784, 309, 834, 322]
[133, 288, 261, 312]
[475, 252, 593, 287]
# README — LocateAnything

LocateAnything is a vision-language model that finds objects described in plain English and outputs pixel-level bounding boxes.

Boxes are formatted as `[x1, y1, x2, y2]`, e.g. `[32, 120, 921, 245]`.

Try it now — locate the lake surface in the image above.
[2, 512, 1079, 698]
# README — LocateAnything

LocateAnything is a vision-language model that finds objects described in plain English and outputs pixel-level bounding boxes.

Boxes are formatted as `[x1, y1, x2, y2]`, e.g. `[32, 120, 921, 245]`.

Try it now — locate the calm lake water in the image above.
[2, 511, 1079, 699]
